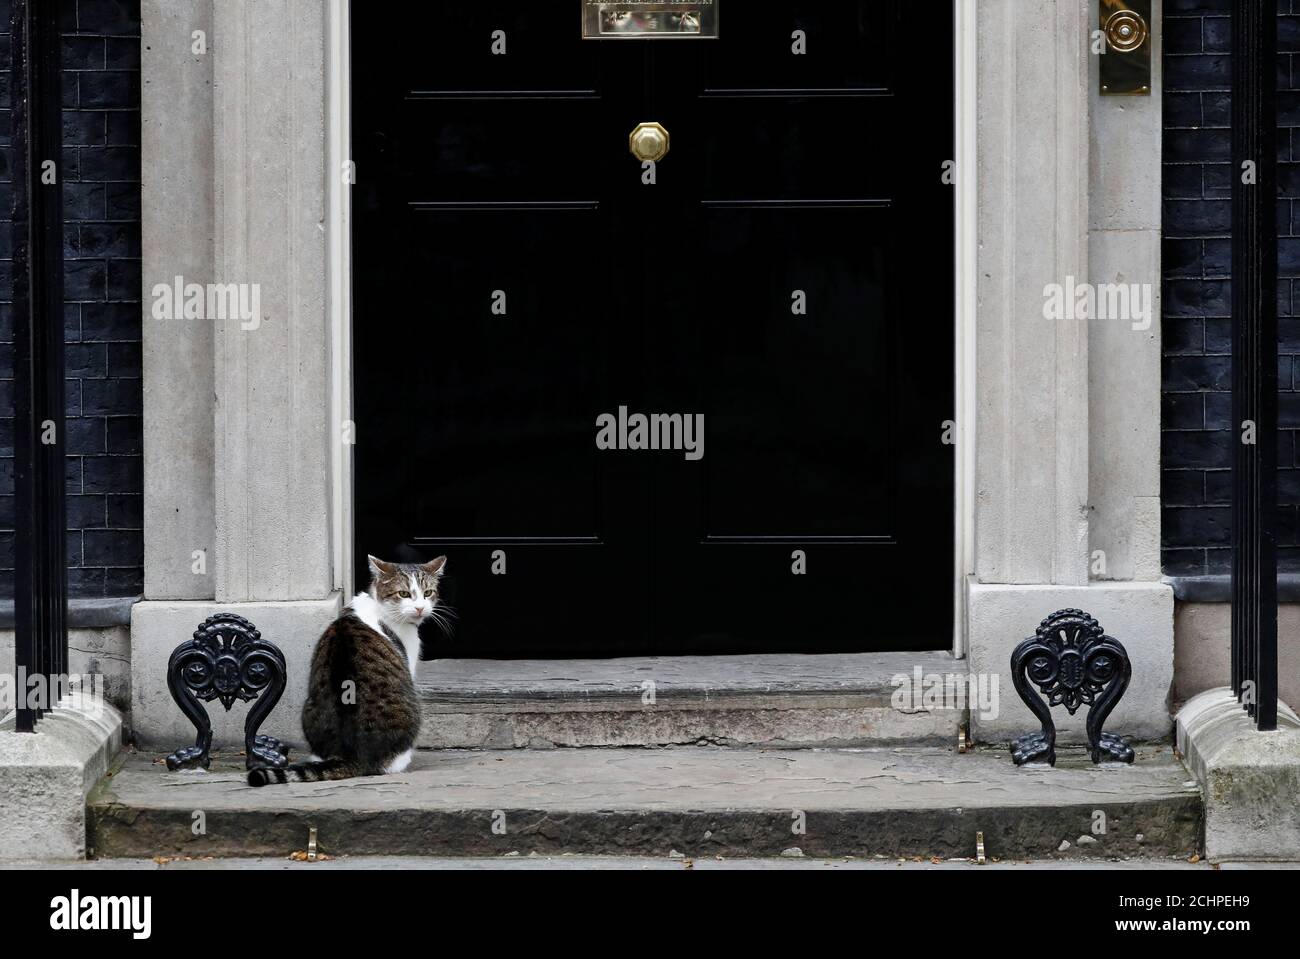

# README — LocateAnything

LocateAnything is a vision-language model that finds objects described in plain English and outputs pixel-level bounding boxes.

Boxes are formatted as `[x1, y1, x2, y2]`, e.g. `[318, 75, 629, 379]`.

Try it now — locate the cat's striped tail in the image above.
[247, 759, 367, 786]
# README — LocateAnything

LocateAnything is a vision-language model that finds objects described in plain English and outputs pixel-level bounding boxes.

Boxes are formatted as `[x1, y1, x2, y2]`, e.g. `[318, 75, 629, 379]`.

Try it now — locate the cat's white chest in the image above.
[348, 592, 421, 680]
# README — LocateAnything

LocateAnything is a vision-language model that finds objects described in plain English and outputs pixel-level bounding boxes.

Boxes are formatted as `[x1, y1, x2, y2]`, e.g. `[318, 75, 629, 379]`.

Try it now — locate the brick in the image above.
[64, 416, 105, 455]
[1163, 199, 1230, 237]
[81, 301, 140, 340]
[105, 111, 138, 146]
[66, 341, 107, 378]
[1165, 356, 1231, 391]
[1203, 92, 1230, 127]
[62, 34, 104, 70]
[65, 258, 107, 301]
[1163, 317, 1205, 355]
[1163, 238, 1202, 278]
[77, 222, 140, 258]
[1205, 391, 1232, 430]
[1165, 92, 1203, 127]
[1163, 429, 1233, 470]
[1163, 164, 1203, 199]
[1161, 549, 1204, 576]
[66, 494, 106, 530]
[1166, 55, 1231, 92]
[1165, 19, 1204, 55]
[104, 567, 142, 594]
[78, 70, 135, 109]
[1164, 279, 1229, 317]
[63, 181, 106, 219]
[1202, 238, 1230, 276]
[1205, 470, 1232, 505]
[1205, 548, 1232, 574]
[67, 568, 107, 597]
[83, 529, 142, 567]
[82, 455, 141, 495]
[1204, 17, 1230, 53]
[107, 493, 142, 528]
[105, 37, 139, 69]
[82, 378, 141, 416]
[106, 180, 139, 220]
[107, 341, 140, 377]
[1202, 163, 1232, 198]
[1164, 506, 1231, 548]
[107, 258, 141, 300]
[106, 416, 140, 454]
[1163, 470, 1205, 506]
[75, 0, 140, 37]
[1164, 128, 1231, 163]
[63, 109, 106, 146]
[77, 145, 139, 182]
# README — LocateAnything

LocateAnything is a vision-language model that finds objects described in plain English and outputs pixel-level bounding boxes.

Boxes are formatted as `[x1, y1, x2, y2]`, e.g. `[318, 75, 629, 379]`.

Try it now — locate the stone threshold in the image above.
[88, 745, 1203, 861]
[415, 651, 967, 749]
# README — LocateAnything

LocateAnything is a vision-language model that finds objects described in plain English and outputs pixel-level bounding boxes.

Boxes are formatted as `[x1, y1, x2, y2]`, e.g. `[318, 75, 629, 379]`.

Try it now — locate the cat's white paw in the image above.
[384, 748, 414, 775]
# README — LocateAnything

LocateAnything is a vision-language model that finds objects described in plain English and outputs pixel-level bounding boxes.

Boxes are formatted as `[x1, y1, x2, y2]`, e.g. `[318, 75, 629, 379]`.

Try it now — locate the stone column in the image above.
[210, 0, 333, 603]
[132, 0, 340, 748]
[968, 0, 1173, 744]
[140, 0, 216, 601]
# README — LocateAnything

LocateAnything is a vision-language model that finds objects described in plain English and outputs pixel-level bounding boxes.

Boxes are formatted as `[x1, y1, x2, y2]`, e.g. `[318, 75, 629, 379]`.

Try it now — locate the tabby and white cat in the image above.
[247, 554, 447, 786]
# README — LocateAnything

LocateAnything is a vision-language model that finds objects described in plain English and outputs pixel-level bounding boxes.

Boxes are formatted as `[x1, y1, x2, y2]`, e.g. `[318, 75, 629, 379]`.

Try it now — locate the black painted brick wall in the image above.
[0, 0, 142, 600]
[1163, 0, 1300, 576]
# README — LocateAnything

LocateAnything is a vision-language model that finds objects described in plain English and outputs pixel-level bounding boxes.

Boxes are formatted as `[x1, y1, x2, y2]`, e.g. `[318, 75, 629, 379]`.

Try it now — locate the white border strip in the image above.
[953, 0, 977, 658]
[327, 0, 354, 593]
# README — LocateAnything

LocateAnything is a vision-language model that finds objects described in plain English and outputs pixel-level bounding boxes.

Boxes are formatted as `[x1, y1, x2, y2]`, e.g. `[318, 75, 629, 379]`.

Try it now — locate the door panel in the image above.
[353, 1, 953, 656]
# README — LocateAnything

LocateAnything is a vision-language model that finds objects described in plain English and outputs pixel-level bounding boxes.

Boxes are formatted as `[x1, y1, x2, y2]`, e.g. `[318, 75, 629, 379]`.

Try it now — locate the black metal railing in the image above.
[10, 0, 66, 731]
[1231, 0, 1280, 730]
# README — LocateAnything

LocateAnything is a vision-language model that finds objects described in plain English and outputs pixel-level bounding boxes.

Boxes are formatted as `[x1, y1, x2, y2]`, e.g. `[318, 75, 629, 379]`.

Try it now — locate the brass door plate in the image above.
[1100, 1, 1152, 96]
[583, 2, 719, 39]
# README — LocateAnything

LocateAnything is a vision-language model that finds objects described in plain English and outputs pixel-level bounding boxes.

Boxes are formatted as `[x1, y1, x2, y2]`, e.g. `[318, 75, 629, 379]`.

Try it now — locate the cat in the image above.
[247, 554, 447, 786]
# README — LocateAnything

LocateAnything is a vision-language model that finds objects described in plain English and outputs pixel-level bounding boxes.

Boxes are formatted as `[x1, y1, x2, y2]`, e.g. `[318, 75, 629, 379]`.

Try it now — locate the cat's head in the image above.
[367, 554, 447, 625]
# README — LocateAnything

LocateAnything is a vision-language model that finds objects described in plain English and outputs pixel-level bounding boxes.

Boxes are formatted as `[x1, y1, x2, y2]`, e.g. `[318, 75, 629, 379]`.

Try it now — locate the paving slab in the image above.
[88, 745, 1202, 861]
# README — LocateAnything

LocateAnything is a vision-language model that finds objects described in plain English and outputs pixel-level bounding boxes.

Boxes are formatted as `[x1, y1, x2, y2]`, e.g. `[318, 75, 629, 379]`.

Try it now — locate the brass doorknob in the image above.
[629, 122, 670, 163]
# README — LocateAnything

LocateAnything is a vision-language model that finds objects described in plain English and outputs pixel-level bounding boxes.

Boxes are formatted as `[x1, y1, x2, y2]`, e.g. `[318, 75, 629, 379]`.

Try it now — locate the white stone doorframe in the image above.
[134, 0, 1172, 749]
[319, 1, 980, 660]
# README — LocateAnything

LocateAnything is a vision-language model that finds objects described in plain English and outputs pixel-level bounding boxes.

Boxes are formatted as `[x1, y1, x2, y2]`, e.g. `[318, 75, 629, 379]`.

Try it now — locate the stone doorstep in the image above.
[87, 745, 1203, 861]
[415, 651, 966, 749]
[0, 699, 125, 861]
[1176, 688, 1300, 862]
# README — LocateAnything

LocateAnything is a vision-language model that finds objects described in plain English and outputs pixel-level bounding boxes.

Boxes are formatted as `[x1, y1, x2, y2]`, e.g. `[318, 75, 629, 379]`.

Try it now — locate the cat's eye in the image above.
[398, 590, 410, 598]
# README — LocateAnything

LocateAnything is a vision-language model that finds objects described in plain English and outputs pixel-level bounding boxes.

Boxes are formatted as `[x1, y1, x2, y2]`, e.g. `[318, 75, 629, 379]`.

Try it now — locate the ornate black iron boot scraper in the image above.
[165, 613, 290, 771]
[1009, 609, 1133, 766]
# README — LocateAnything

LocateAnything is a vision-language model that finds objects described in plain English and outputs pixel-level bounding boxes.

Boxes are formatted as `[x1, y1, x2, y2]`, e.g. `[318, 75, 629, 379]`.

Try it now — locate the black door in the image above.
[352, 2, 953, 657]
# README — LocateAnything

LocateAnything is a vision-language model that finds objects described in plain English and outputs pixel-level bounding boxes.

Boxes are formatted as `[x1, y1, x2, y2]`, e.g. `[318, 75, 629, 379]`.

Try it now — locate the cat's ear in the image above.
[368, 554, 397, 579]
[422, 556, 448, 577]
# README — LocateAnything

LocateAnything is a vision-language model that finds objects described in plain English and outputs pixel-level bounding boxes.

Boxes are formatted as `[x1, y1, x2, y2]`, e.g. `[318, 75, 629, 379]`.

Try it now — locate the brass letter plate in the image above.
[1099, 0, 1152, 96]
[583, 2, 719, 39]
